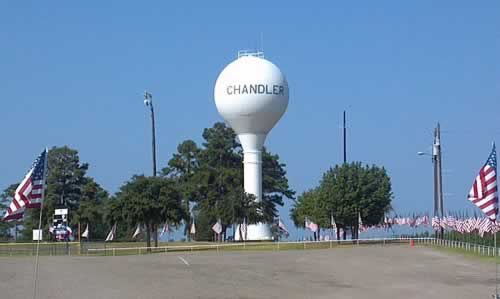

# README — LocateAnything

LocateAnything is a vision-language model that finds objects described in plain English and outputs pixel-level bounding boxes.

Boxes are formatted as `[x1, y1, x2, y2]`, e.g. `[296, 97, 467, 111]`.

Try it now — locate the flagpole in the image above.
[493, 141, 499, 299]
[33, 148, 48, 299]
[33, 201, 44, 299]
[495, 230, 498, 298]
[78, 222, 81, 255]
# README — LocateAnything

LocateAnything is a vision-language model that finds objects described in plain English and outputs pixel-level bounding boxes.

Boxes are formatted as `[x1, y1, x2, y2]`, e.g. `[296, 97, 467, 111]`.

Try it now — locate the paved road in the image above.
[0, 246, 494, 299]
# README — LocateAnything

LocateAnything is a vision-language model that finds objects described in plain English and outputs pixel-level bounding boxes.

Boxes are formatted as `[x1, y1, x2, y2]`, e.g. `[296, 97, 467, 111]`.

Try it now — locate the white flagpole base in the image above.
[235, 222, 272, 241]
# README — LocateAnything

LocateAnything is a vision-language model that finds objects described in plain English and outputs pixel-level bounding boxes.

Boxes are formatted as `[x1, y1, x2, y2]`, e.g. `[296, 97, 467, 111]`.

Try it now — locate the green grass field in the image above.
[0, 239, 418, 256]
[424, 244, 500, 262]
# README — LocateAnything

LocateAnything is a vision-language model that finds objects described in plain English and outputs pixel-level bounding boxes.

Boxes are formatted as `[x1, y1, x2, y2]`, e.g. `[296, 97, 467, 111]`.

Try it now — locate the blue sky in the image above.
[1, 1, 499, 239]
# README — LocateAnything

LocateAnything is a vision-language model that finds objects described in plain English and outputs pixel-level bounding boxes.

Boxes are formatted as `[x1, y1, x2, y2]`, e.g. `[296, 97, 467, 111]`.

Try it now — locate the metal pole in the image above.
[144, 91, 157, 177]
[495, 230, 498, 297]
[151, 97, 157, 247]
[33, 148, 48, 299]
[343, 110, 347, 164]
[433, 127, 439, 238]
[144, 91, 157, 247]
[32, 206, 44, 299]
[436, 123, 444, 239]
[150, 100, 157, 177]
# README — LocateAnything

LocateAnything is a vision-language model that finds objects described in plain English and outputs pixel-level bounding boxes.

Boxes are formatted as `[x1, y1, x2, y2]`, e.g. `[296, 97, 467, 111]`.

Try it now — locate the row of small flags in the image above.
[1, 144, 497, 240]
[53, 214, 500, 241]
[303, 213, 500, 237]
[25, 220, 193, 241]
[210, 217, 290, 237]
[304, 213, 364, 233]
[430, 216, 500, 237]
[85, 217, 287, 241]
[82, 222, 189, 242]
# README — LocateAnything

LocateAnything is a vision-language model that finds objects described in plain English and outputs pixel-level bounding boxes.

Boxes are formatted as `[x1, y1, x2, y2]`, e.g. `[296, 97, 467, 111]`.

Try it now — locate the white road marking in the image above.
[177, 256, 190, 266]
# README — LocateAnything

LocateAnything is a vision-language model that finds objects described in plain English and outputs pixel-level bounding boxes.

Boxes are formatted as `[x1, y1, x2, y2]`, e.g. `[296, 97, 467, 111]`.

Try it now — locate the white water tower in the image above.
[214, 50, 289, 240]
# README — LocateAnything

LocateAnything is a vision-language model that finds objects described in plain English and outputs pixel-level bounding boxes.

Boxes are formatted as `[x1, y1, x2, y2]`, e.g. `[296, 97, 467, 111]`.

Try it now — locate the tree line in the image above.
[1, 122, 393, 244]
[0, 122, 295, 244]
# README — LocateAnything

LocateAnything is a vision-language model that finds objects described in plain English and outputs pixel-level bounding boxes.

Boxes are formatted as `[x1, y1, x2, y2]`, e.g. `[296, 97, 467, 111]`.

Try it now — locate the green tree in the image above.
[319, 162, 393, 240]
[290, 188, 326, 241]
[0, 184, 18, 241]
[104, 196, 127, 240]
[291, 162, 392, 241]
[162, 140, 200, 241]
[261, 148, 296, 222]
[110, 175, 186, 248]
[72, 178, 110, 240]
[192, 123, 243, 240]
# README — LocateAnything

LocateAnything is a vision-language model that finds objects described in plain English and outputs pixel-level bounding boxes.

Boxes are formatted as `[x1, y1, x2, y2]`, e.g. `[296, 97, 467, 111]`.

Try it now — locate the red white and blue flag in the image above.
[305, 217, 318, 232]
[211, 219, 222, 235]
[160, 223, 172, 237]
[278, 217, 289, 234]
[2, 149, 48, 222]
[468, 144, 498, 221]
[105, 223, 117, 242]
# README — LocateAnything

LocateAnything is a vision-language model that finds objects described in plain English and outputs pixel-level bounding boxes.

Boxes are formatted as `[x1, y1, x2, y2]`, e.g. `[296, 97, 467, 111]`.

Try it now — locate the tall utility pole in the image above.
[343, 110, 347, 164]
[432, 127, 439, 220]
[343, 110, 348, 240]
[144, 91, 157, 177]
[144, 91, 157, 249]
[436, 123, 444, 237]
[433, 123, 444, 238]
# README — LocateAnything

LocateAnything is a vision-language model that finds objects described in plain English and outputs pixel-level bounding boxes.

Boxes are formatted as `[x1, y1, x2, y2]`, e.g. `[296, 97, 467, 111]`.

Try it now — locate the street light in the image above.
[144, 91, 158, 249]
[143, 91, 157, 177]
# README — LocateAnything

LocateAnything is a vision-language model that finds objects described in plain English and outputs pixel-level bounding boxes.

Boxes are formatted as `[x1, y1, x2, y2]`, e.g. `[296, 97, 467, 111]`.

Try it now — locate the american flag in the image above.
[2, 149, 48, 222]
[278, 217, 289, 234]
[105, 223, 117, 242]
[455, 219, 465, 234]
[468, 144, 498, 221]
[240, 218, 247, 239]
[305, 217, 318, 232]
[212, 219, 222, 235]
[160, 223, 172, 237]
[358, 212, 367, 233]
[478, 217, 492, 237]
[464, 218, 475, 233]
[190, 221, 196, 235]
[431, 216, 440, 230]
[132, 223, 142, 239]
[81, 223, 89, 238]
[442, 215, 457, 230]
[331, 214, 337, 230]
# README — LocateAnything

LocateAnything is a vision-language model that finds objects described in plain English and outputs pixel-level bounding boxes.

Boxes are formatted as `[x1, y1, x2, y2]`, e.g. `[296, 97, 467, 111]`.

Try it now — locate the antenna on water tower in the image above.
[260, 32, 264, 53]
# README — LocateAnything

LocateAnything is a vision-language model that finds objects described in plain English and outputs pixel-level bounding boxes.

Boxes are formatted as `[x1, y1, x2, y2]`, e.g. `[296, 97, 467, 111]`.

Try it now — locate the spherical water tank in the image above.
[214, 56, 289, 135]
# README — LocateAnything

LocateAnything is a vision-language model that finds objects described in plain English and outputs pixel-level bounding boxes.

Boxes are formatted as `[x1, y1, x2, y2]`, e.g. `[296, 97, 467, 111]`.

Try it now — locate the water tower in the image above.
[214, 50, 289, 240]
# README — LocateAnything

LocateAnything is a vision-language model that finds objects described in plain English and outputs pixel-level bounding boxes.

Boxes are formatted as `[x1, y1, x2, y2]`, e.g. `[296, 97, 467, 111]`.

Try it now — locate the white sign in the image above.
[32, 229, 43, 241]
[54, 209, 68, 215]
